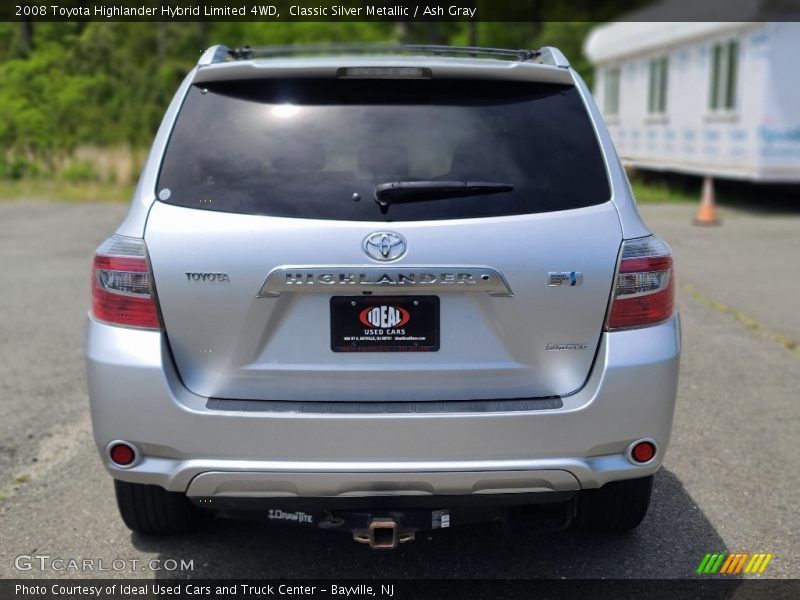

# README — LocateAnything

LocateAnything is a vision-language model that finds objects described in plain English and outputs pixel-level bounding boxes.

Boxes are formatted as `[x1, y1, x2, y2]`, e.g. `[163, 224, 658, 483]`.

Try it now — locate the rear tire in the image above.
[574, 475, 653, 532]
[114, 480, 202, 534]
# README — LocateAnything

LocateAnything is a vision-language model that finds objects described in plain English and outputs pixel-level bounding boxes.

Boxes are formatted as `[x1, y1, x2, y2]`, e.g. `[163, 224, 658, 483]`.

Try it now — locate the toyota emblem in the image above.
[362, 232, 407, 262]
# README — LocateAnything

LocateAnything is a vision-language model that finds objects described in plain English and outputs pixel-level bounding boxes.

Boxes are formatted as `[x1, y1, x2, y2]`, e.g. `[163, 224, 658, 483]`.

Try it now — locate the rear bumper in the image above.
[85, 314, 680, 499]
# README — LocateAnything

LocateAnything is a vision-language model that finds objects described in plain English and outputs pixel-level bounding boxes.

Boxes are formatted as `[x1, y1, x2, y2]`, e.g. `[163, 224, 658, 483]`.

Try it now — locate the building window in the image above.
[647, 56, 669, 115]
[710, 40, 738, 111]
[647, 57, 668, 114]
[604, 67, 620, 116]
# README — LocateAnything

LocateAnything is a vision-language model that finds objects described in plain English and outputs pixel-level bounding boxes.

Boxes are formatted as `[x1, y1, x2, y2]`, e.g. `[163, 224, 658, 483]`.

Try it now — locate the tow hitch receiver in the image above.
[205, 495, 577, 549]
[352, 518, 408, 549]
[226, 506, 462, 549]
[344, 512, 440, 549]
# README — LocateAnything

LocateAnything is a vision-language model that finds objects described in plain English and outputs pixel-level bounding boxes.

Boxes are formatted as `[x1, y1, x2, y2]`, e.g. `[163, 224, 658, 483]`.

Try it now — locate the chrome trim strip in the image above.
[257, 266, 513, 297]
[206, 397, 562, 414]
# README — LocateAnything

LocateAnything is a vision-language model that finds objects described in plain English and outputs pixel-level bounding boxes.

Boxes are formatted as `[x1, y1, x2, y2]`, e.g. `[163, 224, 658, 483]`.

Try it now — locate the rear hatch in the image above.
[145, 73, 621, 402]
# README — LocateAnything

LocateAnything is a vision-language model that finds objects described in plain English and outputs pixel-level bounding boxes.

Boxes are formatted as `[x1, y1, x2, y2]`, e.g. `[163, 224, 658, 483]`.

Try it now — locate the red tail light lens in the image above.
[91, 236, 160, 329]
[607, 236, 674, 330]
[109, 443, 136, 466]
[631, 441, 656, 463]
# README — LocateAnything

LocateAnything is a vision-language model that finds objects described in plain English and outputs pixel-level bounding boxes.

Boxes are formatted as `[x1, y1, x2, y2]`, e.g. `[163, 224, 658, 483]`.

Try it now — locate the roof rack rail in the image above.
[197, 44, 570, 68]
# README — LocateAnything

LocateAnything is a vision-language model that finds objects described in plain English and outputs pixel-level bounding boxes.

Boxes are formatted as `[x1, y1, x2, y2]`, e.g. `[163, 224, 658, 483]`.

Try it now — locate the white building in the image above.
[585, 18, 800, 182]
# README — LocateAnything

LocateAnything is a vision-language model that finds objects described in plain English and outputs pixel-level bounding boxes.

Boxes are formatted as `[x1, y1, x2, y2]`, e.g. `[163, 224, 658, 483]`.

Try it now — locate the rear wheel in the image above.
[574, 475, 653, 532]
[114, 480, 202, 534]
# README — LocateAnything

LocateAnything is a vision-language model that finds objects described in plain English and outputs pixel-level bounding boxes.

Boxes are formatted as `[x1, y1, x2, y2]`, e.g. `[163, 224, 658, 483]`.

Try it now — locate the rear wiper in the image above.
[374, 180, 514, 212]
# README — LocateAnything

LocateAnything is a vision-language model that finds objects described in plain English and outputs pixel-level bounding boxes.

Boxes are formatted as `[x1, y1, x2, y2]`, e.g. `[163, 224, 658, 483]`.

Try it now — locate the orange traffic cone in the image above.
[694, 176, 720, 226]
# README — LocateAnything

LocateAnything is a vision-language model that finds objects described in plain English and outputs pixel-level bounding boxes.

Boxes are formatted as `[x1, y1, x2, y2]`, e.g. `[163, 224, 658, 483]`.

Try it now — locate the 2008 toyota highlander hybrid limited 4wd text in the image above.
[85, 44, 680, 549]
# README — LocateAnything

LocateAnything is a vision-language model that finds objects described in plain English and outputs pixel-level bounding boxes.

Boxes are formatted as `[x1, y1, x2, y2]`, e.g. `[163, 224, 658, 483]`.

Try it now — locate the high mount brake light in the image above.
[607, 236, 674, 330]
[91, 235, 160, 329]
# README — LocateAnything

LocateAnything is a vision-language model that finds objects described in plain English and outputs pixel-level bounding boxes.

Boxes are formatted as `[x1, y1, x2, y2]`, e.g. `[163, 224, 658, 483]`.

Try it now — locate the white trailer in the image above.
[585, 20, 800, 182]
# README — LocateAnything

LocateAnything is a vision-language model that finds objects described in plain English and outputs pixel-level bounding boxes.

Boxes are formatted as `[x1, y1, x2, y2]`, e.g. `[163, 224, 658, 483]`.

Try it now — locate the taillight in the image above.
[607, 236, 674, 330]
[91, 235, 160, 329]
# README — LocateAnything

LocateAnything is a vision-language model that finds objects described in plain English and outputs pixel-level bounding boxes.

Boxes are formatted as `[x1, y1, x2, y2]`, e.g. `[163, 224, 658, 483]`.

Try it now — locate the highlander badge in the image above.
[257, 267, 513, 297]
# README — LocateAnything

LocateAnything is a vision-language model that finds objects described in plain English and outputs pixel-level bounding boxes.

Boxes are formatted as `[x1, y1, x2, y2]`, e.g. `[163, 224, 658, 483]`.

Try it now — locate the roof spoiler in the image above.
[197, 44, 570, 68]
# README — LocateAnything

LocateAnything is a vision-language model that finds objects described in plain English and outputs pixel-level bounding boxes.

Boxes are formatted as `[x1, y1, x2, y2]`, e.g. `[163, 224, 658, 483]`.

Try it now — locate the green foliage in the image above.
[60, 160, 99, 182]
[0, 7, 640, 177]
[535, 21, 597, 84]
[0, 154, 38, 180]
[628, 172, 698, 204]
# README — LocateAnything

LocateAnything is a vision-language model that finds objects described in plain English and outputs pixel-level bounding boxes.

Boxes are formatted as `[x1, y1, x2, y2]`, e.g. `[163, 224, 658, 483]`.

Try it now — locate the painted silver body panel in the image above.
[571, 70, 650, 239]
[85, 314, 680, 493]
[116, 68, 197, 238]
[87, 48, 679, 503]
[144, 201, 622, 401]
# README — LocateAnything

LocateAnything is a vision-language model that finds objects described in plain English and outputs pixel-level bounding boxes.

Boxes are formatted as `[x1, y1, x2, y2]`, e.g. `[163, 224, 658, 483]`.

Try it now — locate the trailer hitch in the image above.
[351, 518, 416, 549]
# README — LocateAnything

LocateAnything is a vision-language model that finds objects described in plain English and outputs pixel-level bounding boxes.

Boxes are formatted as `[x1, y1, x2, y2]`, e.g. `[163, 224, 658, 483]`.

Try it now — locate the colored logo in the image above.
[547, 271, 583, 287]
[359, 305, 410, 329]
[696, 552, 773, 575]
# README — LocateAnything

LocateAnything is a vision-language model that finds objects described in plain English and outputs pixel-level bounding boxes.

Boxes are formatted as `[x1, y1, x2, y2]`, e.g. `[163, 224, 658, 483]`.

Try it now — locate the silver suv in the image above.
[85, 45, 680, 548]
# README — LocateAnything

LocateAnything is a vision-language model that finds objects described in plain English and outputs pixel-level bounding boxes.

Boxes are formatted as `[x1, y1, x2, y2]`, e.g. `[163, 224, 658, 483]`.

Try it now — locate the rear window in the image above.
[156, 78, 610, 221]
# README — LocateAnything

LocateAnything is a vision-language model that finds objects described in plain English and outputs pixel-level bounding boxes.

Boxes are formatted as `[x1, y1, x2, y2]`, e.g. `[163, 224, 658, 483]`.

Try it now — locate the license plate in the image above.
[331, 296, 439, 352]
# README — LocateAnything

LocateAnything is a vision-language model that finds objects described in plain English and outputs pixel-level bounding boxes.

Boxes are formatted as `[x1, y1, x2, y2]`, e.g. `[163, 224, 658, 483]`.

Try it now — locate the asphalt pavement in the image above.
[0, 200, 798, 580]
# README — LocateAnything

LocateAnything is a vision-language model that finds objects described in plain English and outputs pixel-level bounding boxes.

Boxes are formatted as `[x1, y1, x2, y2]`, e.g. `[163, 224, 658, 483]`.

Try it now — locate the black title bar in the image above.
[4, 579, 800, 600]
[5, 0, 800, 22]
